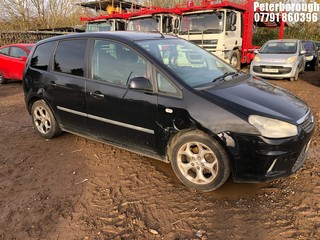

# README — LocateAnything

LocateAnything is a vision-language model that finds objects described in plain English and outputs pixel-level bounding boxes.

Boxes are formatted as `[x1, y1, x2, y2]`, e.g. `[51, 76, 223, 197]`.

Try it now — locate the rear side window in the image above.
[10, 47, 27, 58]
[31, 42, 56, 71]
[54, 40, 87, 77]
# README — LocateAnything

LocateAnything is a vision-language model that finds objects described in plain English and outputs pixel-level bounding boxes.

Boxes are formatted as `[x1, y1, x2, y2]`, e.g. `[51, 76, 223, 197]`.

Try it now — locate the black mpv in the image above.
[23, 32, 315, 191]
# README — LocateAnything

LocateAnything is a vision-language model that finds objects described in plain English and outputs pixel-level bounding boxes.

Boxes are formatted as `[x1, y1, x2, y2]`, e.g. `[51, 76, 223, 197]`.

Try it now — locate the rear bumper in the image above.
[224, 115, 315, 182]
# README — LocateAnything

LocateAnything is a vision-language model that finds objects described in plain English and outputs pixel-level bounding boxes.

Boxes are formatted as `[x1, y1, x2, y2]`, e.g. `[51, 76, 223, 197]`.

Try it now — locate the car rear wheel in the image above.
[31, 100, 62, 139]
[170, 130, 230, 192]
[0, 72, 7, 84]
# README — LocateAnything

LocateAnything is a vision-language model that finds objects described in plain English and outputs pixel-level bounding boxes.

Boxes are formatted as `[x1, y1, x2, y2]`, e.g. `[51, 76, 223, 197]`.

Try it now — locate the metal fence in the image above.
[0, 31, 68, 46]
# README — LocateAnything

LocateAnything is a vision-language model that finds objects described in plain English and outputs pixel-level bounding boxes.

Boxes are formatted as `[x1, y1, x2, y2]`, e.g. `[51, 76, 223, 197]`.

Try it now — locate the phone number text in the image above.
[254, 12, 318, 23]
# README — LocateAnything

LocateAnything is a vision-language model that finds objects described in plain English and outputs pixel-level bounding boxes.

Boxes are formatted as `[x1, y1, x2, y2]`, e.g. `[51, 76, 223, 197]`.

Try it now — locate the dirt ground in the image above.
[0, 68, 319, 240]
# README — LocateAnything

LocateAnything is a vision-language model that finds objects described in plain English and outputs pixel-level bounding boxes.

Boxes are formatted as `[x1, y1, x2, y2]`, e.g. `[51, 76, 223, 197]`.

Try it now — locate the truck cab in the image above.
[177, 9, 242, 68]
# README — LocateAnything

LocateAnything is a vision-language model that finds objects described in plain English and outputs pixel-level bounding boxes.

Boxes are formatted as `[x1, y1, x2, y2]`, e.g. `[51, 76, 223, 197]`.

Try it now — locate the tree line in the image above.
[0, 0, 319, 44]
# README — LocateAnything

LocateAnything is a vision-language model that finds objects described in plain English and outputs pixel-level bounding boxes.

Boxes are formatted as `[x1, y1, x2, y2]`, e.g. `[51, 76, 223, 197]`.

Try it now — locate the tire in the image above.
[290, 68, 298, 81]
[31, 100, 62, 139]
[170, 130, 230, 192]
[230, 50, 240, 70]
[0, 72, 7, 84]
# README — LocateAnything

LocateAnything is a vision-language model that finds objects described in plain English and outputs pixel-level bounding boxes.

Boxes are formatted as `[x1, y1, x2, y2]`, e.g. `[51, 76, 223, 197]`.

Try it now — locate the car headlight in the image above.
[286, 56, 298, 63]
[248, 115, 298, 138]
[253, 55, 261, 62]
[305, 55, 314, 61]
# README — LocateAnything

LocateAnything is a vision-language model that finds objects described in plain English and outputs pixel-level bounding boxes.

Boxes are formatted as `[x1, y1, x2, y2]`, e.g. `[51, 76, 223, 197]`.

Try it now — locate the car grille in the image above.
[252, 66, 292, 74]
[299, 112, 315, 133]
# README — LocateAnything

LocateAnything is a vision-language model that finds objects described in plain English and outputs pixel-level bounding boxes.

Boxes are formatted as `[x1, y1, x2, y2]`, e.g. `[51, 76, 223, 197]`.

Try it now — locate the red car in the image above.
[0, 43, 34, 84]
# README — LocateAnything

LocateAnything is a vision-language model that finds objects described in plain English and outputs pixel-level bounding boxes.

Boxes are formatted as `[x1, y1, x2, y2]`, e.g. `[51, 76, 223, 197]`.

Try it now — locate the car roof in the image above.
[36, 31, 177, 45]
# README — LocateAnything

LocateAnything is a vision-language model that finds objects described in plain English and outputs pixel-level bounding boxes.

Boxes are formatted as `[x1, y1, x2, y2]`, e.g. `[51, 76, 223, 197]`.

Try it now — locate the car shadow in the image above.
[299, 65, 320, 87]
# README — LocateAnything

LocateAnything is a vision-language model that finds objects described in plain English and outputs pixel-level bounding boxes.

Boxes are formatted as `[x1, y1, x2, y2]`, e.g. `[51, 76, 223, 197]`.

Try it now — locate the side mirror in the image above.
[128, 77, 152, 92]
[254, 49, 259, 54]
[174, 18, 179, 29]
[300, 50, 306, 55]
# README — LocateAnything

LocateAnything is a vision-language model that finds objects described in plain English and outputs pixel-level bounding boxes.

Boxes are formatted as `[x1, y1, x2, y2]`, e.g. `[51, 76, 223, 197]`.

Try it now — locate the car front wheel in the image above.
[31, 100, 62, 139]
[170, 130, 230, 192]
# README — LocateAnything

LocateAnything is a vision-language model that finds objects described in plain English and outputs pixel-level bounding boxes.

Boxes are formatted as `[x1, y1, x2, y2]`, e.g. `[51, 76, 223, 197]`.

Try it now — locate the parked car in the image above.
[302, 40, 319, 70]
[315, 41, 320, 63]
[0, 43, 34, 84]
[23, 32, 315, 192]
[250, 39, 306, 81]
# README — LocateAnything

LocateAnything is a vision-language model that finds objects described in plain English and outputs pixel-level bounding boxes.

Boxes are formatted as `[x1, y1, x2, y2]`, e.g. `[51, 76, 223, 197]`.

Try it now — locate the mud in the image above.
[0, 68, 319, 240]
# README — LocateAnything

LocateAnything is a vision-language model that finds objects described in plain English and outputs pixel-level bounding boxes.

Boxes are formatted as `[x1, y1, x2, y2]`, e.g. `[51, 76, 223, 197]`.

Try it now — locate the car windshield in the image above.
[128, 17, 159, 32]
[136, 38, 236, 87]
[259, 41, 297, 54]
[86, 21, 113, 32]
[179, 12, 224, 35]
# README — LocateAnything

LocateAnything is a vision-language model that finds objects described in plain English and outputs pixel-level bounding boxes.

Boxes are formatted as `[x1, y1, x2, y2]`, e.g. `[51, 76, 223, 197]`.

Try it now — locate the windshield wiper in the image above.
[212, 72, 238, 83]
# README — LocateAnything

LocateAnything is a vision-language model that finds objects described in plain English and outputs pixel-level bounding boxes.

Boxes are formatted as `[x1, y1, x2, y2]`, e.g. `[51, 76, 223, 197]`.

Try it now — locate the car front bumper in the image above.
[250, 61, 298, 79]
[224, 113, 315, 182]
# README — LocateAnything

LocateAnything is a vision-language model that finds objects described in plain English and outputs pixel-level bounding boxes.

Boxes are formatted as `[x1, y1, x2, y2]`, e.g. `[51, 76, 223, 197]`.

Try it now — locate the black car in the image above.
[315, 41, 320, 63]
[302, 40, 319, 70]
[22, 32, 315, 192]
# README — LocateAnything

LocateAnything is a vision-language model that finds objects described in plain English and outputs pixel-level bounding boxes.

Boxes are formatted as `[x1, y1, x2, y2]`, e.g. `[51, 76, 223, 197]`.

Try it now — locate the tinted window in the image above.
[0, 47, 9, 56]
[31, 42, 56, 71]
[10, 47, 27, 58]
[91, 39, 147, 86]
[54, 40, 87, 77]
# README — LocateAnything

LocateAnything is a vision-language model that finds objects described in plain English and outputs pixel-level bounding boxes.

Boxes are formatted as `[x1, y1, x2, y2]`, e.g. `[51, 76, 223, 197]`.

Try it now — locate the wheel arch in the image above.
[165, 126, 232, 164]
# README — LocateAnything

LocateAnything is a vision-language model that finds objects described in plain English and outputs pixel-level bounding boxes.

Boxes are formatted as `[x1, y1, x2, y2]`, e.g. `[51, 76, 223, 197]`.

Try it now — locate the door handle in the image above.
[90, 91, 104, 99]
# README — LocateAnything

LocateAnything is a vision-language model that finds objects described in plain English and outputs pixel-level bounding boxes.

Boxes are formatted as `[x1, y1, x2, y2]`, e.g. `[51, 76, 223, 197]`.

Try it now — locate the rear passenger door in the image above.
[9, 46, 28, 80]
[86, 39, 157, 151]
[44, 39, 88, 133]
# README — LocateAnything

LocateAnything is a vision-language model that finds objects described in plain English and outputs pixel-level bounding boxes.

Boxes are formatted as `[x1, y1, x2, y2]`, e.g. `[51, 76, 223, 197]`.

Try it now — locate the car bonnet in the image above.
[200, 75, 309, 124]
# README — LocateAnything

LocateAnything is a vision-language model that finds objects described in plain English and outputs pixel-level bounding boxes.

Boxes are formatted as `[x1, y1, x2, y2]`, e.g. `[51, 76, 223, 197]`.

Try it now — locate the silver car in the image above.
[250, 39, 306, 81]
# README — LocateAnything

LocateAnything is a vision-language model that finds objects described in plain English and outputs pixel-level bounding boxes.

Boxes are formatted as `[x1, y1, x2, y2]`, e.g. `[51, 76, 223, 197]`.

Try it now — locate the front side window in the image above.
[10, 47, 27, 58]
[91, 39, 147, 86]
[30, 42, 56, 71]
[54, 39, 87, 77]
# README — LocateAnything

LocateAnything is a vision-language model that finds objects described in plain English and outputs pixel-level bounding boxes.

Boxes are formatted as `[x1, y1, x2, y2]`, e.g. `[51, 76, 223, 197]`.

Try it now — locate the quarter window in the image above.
[157, 72, 178, 95]
[30, 42, 55, 71]
[91, 40, 147, 86]
[0, 47, 10, 56]
[54, 40, 87, 77]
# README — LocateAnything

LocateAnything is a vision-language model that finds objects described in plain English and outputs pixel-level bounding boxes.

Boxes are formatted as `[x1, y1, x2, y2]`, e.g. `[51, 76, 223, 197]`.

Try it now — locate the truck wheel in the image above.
[0, 72, 7, 84]
[31, 100, 62, 139]
[170, 130, 230, 192]
[230, 50, 240, 69]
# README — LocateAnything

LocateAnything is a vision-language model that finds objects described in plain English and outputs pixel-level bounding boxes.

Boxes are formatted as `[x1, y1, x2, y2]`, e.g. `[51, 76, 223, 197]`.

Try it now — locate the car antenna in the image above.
[151, 25, 165, 38]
